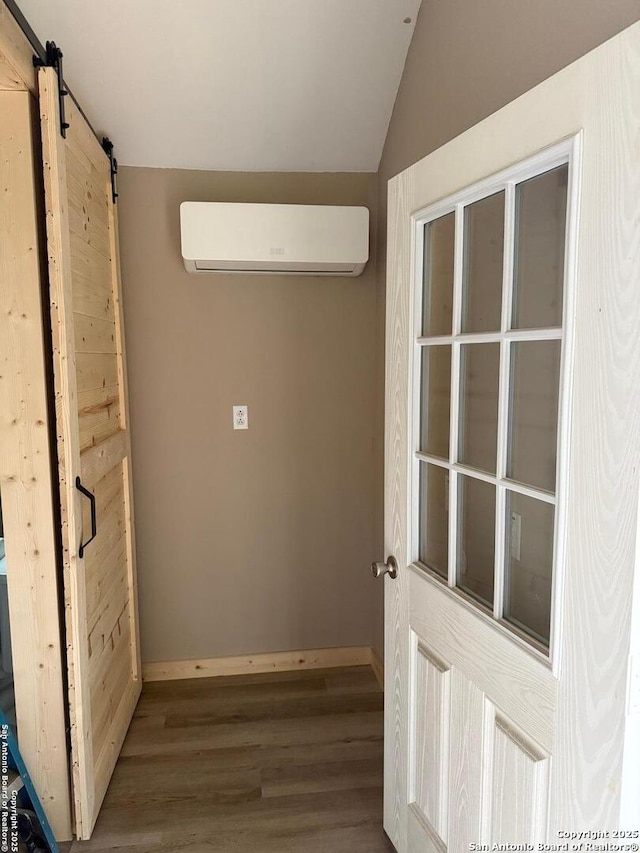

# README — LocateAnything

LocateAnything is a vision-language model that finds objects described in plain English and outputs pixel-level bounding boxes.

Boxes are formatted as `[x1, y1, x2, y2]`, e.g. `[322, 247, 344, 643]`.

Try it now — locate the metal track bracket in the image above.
[102, 137, 119, 204]
[34, 41, 69, 138]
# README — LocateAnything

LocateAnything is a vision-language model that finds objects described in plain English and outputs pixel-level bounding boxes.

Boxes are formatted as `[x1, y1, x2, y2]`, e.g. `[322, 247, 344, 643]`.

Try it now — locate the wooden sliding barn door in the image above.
[38, 66, 141, 840]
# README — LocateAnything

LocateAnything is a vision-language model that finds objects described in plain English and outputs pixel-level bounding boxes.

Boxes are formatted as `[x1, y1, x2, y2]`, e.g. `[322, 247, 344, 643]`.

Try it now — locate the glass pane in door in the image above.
[504, 490, 555, 645]
[507, 339, 562, 493]
[462, 192, 505, 333]
[458, 343, 500, 474]
[418, 462, 449, 579]
[512, 165, 568, 330]
[422, 213, 455, 336]
[456, 475, 495, 607]
[420, 345, 451, 459]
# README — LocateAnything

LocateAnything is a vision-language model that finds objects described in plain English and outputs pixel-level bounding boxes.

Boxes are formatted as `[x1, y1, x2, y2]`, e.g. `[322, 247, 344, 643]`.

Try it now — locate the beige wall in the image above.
[118, 1, 640, 666]
[372, 0, 640, 657]
[117, 167, 378, 663]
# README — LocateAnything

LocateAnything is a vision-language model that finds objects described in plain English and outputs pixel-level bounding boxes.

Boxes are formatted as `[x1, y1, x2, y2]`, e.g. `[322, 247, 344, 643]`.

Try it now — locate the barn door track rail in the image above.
[7, 0, 112, 154]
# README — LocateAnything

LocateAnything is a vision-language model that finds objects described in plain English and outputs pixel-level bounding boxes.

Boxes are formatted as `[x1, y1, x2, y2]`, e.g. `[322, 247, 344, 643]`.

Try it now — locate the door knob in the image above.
[371, 556, 398, 579]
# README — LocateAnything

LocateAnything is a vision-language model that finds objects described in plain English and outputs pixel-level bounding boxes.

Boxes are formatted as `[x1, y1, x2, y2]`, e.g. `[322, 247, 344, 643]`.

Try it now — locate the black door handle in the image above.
[76, 476, 97, 558]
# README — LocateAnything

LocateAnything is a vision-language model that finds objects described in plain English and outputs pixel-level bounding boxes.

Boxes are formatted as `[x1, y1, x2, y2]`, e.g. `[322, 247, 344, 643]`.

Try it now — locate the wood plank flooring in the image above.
[66, 665, 394, 852]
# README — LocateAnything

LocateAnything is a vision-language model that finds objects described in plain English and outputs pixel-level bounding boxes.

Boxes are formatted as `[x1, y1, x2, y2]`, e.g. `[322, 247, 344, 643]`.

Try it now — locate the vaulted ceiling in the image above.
[18, 0, 421, 172]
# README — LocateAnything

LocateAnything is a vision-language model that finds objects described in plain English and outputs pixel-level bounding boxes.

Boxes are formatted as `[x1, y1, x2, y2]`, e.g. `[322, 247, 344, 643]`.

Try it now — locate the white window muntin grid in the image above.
[409, 135, 581, 668]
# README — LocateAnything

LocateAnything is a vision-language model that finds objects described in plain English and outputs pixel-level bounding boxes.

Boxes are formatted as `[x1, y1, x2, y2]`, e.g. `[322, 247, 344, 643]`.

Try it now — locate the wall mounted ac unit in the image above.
[179, 202, 369, 276]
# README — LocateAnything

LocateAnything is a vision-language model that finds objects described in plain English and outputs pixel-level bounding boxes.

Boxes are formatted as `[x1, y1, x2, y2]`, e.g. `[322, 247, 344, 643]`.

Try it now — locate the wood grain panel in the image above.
[40, 65, 96, 836]
[87, 550, 129, 660]
[80, 429, 127, 488]
[86, 542, 128, 630]
[488, 711, 550, 843]
[72, 273, 115, 321]
[85, 471, 130, 655]
[76, 352, 119, 393]
[70, 231, 113, 298]
[0, 4, 36, 93]
[70, 230, 112, 289]
[66, 156, 112, 260]
[74, 314, 117, 355]
[86, 459, 123, 510]
[89, 602, 131, 701]
[371, 647, 384, 691]
[82, 463, 126, 580]
[74, 313, 117, 354]
[82, 457, 125, 525]
[410, 639, 450, 842]
[66, 154, 110, 220]
[90, 612, 132, 735]
[0, 57, 22, 89]
[65, 139, 110, 212]
[407, 803, 446, 853]
[91, 635, 133, 754]
[447, 669, 484, 851]
[84, 504, 126, 590]
[64, 127, 102, 177]
[143, 646, 373, 682]
[85, 523, 127, 603]
[549, 27, 640, 830]
[409, 568, 556, 751]
[68, 194, 111, 262]
[383, 167, 413, 853]
[78, 385, 121, 452]
[0, 89, 72, 841]
[108, 199, 141, 680]
[71, 257, 114, 319]
[65, 96, 112, 173]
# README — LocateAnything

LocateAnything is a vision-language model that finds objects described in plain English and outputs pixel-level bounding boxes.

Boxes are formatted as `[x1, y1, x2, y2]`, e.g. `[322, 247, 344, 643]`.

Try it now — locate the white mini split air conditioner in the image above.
[179, 202, 369, 276]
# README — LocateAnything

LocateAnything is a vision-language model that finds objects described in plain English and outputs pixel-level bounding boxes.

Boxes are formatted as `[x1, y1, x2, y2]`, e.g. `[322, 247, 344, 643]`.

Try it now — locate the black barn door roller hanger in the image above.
[33, 40, 69, 137]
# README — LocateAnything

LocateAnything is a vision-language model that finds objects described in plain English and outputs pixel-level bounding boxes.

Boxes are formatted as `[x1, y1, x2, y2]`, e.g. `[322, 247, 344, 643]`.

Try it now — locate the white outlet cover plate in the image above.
[233, 405, 248, 430]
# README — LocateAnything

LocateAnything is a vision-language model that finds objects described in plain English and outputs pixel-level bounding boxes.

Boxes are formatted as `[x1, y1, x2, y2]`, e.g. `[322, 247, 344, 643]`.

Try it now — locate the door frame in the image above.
[0, 4, 72, 841]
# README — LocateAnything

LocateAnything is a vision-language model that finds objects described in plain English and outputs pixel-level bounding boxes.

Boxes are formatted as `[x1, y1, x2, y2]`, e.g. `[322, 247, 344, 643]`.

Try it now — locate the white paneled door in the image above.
[383, 23, 640, 853]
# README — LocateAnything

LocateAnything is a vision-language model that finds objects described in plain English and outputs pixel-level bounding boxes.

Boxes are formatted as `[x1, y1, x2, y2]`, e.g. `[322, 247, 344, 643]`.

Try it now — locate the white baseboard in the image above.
[142, 645, 375, 683]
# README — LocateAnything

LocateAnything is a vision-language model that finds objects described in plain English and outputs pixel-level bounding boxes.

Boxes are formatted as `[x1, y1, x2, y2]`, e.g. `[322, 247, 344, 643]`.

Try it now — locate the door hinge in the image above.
[102, 137, 119, 204]
[33, 41, 69, 138]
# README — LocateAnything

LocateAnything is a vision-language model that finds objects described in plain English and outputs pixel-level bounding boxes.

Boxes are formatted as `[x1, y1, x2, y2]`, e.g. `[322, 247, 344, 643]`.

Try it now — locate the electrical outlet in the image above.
[510, 511, 522, 561]
[233, 405, 248, 430]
